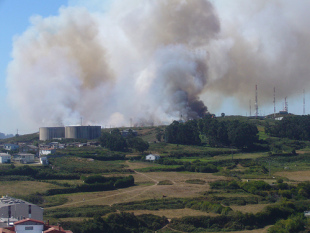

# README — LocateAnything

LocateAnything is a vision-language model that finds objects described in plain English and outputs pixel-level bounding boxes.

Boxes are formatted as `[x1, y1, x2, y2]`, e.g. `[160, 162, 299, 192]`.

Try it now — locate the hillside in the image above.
[1, 117, 310, 232]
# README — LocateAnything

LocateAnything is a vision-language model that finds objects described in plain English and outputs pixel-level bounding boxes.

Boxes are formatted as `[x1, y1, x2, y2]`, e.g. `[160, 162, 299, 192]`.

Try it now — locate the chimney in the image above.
[8, 206, 11, 227]
[28, 205, 31, 218]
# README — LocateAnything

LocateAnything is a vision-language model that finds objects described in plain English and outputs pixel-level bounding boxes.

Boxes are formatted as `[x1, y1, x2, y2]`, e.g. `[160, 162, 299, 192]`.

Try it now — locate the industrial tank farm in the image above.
[39, 126, 101, 140]
[65, 126, 101, 140]
[39, 127, 65, 141]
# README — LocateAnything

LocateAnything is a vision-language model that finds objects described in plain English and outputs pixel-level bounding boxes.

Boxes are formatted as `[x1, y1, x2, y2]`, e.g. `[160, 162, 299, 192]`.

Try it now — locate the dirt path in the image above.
[48, 169, 159, 209]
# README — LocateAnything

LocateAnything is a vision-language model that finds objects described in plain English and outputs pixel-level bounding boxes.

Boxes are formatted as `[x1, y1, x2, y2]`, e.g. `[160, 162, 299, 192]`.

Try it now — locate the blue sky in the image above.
[0, 0, 68, 134]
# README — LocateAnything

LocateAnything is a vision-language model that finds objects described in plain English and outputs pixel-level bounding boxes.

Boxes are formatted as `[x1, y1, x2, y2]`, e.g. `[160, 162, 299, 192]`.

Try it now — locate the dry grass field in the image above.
[230, 204, 270, 214]
[0, 181, 61, 196]
[275, 170, 310, 181]
[47, 171, 227, 209]
[124, 208, 219, 219]
[213, 226, 272, 233]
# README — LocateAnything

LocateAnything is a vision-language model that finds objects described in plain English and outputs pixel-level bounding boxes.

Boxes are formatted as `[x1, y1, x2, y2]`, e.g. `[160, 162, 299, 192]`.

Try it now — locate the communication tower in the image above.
[249, 100, 251, 117]
[273, 87, 276, 117]
[255, 85, 258, 117]
[303, 89, 306, 115]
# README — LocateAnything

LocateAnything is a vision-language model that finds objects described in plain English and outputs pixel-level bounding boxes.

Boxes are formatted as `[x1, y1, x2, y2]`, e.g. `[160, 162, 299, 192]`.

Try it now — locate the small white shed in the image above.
[145, 154, 160, 161]
[40, 157, 48, 165]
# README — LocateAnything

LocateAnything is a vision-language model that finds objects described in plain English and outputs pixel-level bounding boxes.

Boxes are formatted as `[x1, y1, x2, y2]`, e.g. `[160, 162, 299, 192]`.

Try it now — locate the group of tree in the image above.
[65, 212, 168, 233]
[165, 117, 259, 149]
[165, 120, 201, 145]
[210, 179, 310, 200]
[100, 129, 149, 153]
[169, 201, 309, 232]
[199, 116, 259, 149]
[45, 175, 135, 196]
[266, 115, 310, 140]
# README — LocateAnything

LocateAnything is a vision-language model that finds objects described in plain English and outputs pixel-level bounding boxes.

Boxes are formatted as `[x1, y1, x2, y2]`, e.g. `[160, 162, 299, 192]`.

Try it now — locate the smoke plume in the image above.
[6, 0, 310, 129]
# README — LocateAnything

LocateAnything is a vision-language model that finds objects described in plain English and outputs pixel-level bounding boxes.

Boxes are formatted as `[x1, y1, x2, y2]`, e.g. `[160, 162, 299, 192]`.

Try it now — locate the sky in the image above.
[0, 0, 68, 134]
[1, 0, 310, 135]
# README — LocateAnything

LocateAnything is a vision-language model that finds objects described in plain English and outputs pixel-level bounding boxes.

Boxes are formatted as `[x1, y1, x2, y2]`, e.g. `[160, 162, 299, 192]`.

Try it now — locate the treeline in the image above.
[165, 117, 259, 149]
[210, 179, 310, 200]
[157, 159, 218, 173]
[199, 117, 259, 148]
[165, 120, 201, 145]
[45, 175, 134, 196]
[266, 115, 310, 140]
[62, 212, 168, 233]
[0, 165, 79, 180]
[169, 201, 309, 232]
[100, 129, 149, 153]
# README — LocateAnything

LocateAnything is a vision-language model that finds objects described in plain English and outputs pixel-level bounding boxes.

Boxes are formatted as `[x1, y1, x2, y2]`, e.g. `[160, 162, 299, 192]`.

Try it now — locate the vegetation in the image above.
[266, 115, 310, 140]
[2, 116, 310, 232]
[100, 129, 149, 153]
[62, 212, 168, 233]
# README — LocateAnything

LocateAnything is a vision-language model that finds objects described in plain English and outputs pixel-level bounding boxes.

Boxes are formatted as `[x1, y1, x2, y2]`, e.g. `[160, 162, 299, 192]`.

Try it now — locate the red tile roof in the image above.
[14, 218, 44, 225]
[0, 219, 72, 233]
[44, 227, 73, 233]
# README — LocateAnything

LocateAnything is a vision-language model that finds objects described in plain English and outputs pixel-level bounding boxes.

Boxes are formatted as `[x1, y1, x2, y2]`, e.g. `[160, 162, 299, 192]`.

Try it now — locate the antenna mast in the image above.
[273, 87, 276, 117]
[303, 89, 306, 115]
[255, 85, 258, 117]
[284, 97, 288, 112]
[249, 100, 251, 117]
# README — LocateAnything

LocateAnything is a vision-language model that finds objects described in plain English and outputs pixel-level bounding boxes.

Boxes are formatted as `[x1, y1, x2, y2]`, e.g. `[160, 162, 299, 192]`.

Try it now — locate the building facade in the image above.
[0, 153, 11, 163]
[0, 196, 43, 224]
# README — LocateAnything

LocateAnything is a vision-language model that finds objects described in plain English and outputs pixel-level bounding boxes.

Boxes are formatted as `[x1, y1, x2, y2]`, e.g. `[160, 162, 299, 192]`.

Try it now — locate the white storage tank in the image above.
[65, 126, 101, 139]
[39, 127, 65, 141]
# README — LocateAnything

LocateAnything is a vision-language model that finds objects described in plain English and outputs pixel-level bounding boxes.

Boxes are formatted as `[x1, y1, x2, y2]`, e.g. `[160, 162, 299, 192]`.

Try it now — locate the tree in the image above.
[100, 130, 127, 151]
[165, 120, 201, 145]
[156, 132, 163, 142]
[129, 137, 149, 153]
[81, 215, 112, 233]
[228, 121, 258, 149]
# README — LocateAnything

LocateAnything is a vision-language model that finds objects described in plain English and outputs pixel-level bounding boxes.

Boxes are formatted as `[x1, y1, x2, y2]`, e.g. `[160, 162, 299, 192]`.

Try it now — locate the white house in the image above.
[0, 153, 11, 163]
[39, 149, 56, 156]
[14, 219, 45, 233]
[18, 153, 35, 164]
[145, 154, 160, 161]
[0, 218, 73, 232]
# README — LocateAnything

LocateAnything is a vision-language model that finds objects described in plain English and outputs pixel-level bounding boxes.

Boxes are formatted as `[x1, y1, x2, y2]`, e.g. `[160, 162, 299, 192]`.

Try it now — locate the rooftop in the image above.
[0, 196, 28, 208]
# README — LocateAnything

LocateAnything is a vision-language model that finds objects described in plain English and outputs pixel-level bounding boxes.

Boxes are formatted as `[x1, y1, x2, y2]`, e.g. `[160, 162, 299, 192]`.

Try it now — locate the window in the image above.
[25, 226, 33, 230]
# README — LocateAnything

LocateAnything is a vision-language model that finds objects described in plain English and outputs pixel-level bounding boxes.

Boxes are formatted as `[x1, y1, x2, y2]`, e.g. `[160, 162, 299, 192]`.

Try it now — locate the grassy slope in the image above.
[2, 119, 310, 231]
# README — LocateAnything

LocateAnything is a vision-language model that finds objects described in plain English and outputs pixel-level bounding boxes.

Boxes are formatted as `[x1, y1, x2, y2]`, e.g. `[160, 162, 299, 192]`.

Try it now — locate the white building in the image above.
[14, 219, 45, 233]
[145, 154, 160, 161]
[0, 196, 44, 225]
[39, 149, 56, 156]
[17, 153, 35, 164]
[40, 157, 48, 165]
[0, 153, 11, 164]
[0, 218, 73, 233]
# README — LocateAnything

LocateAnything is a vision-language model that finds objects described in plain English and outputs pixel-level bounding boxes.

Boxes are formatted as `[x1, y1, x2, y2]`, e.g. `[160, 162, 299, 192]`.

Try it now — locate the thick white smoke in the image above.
[206, 0, 310, 110]
[6, 0, 310, 129]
